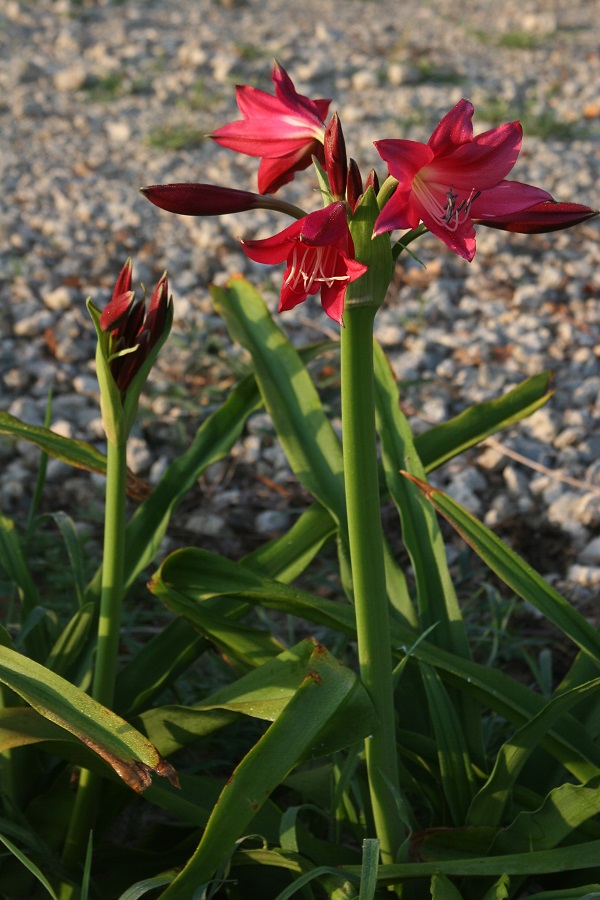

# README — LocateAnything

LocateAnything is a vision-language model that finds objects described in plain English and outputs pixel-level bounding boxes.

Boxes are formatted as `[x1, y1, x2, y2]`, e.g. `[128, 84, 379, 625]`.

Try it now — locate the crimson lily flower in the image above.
[373, 99, 558, 261]
[240, 202, 367, 324]
[211, 61, 330, 194]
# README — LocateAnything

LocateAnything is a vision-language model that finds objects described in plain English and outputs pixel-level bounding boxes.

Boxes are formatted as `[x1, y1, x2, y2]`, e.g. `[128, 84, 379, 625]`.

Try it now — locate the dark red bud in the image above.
[111, 258, 133, 303]
[346, 158, 364, 210]
[364, 168, 380, 196]
[145, 273, 169, 351]
[324, 114, 348, 200]
[475, 201, 598, 234]
[100, 290, 135, 333]
[101, 263, 171, 392]
[141, 183, 263, 216]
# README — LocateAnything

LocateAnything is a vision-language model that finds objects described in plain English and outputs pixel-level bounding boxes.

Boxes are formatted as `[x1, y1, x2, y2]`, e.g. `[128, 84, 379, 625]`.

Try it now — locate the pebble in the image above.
[0, 0, 598, 596]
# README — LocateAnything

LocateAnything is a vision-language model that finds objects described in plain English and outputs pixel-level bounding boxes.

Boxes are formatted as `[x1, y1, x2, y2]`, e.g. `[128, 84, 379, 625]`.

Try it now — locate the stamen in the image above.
[413, 175, 482, 233]
[443, 186, 459, 224]
[439, 186, 481, 231]
[285, 245, 350, 293]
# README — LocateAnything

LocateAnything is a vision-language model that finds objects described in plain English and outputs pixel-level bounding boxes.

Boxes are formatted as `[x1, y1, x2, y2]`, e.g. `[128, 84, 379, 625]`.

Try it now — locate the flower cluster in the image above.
[142, 61, 597, 324]
[87, 259, 173, 445]
[99, 259, 170, 393]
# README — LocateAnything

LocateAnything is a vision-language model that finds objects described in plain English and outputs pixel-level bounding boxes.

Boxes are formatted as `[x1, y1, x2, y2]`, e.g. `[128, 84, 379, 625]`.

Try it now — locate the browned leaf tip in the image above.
[399, 470, 436, 497]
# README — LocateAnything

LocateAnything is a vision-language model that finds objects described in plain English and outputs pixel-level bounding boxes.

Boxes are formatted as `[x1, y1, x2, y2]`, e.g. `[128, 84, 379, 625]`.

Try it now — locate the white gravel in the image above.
[0, 0, 599, 598]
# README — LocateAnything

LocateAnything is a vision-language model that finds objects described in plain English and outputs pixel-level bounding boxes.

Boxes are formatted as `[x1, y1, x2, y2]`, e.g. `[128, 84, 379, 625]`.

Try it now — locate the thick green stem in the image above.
[91, 437, 128, 708]
[340, 305, 403, 863]
[60, 438, 128, 894]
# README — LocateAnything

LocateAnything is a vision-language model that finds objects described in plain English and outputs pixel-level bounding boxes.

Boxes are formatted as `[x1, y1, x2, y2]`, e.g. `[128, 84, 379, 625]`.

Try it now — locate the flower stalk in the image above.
[60, 264, 172, 893]
[341, 303, 403, 864]
[60, 437, 128, 893]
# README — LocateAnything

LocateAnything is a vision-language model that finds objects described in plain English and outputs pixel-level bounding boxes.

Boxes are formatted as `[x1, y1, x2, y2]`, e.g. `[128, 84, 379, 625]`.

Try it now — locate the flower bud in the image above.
[346, 159, 364, 211]
[88, 261, 173, 445]
[324, 114, 348, 201]
[474, 200, 598, 233]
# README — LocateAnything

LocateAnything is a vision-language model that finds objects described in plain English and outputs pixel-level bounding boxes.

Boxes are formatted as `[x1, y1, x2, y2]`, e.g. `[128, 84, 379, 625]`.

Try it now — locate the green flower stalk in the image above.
[61, 262, 172, 890]
[342, 188, 403, 863]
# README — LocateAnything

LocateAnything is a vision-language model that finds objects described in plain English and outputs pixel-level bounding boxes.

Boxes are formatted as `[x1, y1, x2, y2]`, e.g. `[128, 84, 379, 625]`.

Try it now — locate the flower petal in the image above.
[470, 180, 553, 217]
[374, 139, 433, 189]
[427, 99, 475, 155]
[425, 120, 523, 191]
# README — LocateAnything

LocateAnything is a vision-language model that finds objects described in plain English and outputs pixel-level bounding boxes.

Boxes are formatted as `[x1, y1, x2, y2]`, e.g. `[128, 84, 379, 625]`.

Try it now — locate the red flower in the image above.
[100, 260, 170, 392]
[373, 100, 556, 261]
[211, 61, 330, 194]
[240, 202, 367, 324]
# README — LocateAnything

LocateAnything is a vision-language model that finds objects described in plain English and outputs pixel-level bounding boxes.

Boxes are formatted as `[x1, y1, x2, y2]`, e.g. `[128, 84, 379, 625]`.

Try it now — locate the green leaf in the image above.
[344, 839, 600, 883]
[431, 872, 464, 899]
[490, 772, 600, 855]
[374, 341, 482, 764]
[115, 617, 206, 717]
[404, 475, 600, 664]
[0, 706, 69, 752]
[158, 641, 376, 896]
[116, 500, 337, 718]
[0, 645, 177, 792]
[43, 602, 95, 682]
[150, 548, 600, 783]
[0, 514, 48, 662]
[522, 887, 600, 899]
[420, 664, 477, 825]
[47, 512, 88, 608]
[358, 838, 380, 900]
[212, 277, 347, 534]
[482, 873, 510, 900]
[415, 371, 553, 471]
[117, 872, 176, 899]
[0, 411, 107, 478]
[165, 604, 285, 671]
[468, 677, 600, 827]
[374, 340, 470, 658]
[137, 639, 377, 760]
[0, 831, 59, 900]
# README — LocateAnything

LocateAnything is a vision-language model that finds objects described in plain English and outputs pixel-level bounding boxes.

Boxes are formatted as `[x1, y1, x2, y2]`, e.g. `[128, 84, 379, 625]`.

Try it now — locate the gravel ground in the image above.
[0, 0, 599, 605]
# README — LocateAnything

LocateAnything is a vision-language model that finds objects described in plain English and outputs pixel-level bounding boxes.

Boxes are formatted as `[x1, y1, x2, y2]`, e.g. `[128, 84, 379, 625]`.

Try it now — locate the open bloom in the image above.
[100, 260, 170, 392]
[211, 61, 330, 194]
[240, 202, 367, 324]
[374, 100, 559, 261]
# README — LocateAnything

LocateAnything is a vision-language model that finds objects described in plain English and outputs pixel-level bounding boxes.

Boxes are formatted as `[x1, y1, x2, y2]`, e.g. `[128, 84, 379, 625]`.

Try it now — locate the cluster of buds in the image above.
[88, 260, 172, 444]
[142, 61, 597, 324]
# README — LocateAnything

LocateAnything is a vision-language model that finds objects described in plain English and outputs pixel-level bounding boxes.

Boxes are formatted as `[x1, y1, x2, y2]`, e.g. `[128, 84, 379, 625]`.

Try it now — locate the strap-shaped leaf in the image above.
[212, 277, 347, 533]
[403, 474, 600, 664]
[468, 677, 600, 827]
[420, 663, 477, 825]
[151, 547, 600, 783]
[158, 640, 375, 896]
[343, 839, 600, 883]
[0, 646, 177, 793]
[415, 371, 553, 471]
